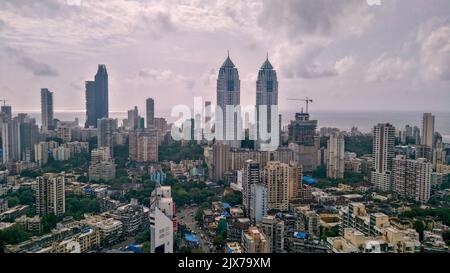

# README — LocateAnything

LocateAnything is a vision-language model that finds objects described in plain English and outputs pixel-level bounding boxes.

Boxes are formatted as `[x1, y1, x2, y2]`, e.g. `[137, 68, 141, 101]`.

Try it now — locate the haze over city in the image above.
[1, 0, 450, 114]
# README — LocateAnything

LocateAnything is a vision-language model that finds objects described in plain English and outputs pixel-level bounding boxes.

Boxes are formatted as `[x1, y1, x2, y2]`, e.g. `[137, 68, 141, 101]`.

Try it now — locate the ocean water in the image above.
[22, 110, 450, 143]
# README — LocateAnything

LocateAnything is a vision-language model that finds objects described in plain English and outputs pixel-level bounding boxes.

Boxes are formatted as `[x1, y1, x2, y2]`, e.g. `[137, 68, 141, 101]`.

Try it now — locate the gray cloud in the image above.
[0, 0, 81, 19]
[259, 0, 371, 79]
[258, 0, 373, 38]
[365, 54, 414, 83]
[5, 47, 59, 77]
[417, 18, 450, 81]
[274, 40, 355, 79]
[0, 0, 449, 113]
[138, 68, 194, 90]
[133, 10, 177, 39]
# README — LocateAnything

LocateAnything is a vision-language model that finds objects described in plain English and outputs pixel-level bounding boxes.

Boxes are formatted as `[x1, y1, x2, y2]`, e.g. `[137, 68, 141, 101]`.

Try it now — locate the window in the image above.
[266, 81, 273, 92]
[227, 80, 234, 92]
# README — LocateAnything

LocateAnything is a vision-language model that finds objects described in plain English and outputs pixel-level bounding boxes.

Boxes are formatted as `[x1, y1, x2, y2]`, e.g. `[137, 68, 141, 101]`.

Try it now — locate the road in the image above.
[178, 206, 213, 253]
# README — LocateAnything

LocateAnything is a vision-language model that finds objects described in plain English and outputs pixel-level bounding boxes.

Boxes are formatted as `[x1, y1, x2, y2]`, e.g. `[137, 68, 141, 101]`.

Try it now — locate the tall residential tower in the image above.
[41, 88, 54, 131]
[371, 123, 396, 192]
[85, 65, 109, 128]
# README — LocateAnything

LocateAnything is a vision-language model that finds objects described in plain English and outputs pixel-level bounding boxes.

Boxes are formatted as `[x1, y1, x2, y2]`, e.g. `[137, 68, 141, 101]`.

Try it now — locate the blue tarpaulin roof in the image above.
[126, 244, 142, 253]
[293, 232, 309, 239]
[222, 202, 232, 209]
[184, 233, 199, 243]
[303, 176, 317, 185]
[226, 247, 237, 253]
[221, 211, 231, 218]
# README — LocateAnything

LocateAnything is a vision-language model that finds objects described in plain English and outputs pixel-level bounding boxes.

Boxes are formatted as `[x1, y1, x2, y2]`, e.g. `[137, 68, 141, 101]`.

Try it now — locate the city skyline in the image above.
[1, 0, 450, 114]
[1, 0, 450, 258]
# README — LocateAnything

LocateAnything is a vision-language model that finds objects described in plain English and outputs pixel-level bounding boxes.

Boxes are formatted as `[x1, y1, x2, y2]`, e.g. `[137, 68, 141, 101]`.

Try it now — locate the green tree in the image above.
[41, 214, 59, 234]
[135, 230, 150, 244]
[142, 242, 150, 253]
[20, 170, 42, 178]
[212, 218, 228, 250]
[0, 225, 31, 253]
[65, 194, 101, 220]
[77, 176, 89, 183]
[158, 141, 204, 162]
[442, 231, 450, 246]
[414, 220, 426, 241]
[344, 135, 373, 157]
[7, 196, 20, 207]
[223, 191, 242, 206]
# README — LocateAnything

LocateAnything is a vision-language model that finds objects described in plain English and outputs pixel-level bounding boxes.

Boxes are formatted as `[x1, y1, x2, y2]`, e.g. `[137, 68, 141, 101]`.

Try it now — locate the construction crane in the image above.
[0, 99, 7, 106]
[287, 97, 314, 114]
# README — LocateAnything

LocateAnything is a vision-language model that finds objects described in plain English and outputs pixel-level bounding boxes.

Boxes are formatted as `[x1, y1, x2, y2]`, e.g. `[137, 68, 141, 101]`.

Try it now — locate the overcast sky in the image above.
[1, 0, 450, 116]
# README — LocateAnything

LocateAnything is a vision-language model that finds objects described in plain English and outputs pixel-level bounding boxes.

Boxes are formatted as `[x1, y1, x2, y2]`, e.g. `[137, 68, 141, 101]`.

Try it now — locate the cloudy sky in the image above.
[1, 0, 450, 116]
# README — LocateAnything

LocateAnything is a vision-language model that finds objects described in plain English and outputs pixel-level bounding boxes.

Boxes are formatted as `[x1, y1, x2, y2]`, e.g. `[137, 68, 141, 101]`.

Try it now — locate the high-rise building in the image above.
[249, 183, 267, 224]
[263, 161, 290, 211]
[91, 147, 111, 163]
[85, 81, 96, 128]
[97, 118, 116, 157]
[19, 118, 39, 162]
[40, 88, 54, 131]
[256, 55, 278, 150]
[129, 130, 158, 163]
[1, 105, 12, 121]
[212, 143, 231, 181]
[150, 185, 176, 253]
[405, 125, 413, 139]
[127, 106, 140, 131]
[288, 162, 303, 201]
[327, 132, 345, 179]
[34, 141, 49, 167]
[204, 101, 212, 132]
[146, 98, 155, 129]
[1, 118, 13, 164]
[392, 155, 432, 203]
[260, 215, 285, 253]
[85, 65, 109, 128]
[36, 173, 66, 216]
[371, 123, 396, 192]
[154, 117, 168, 145]
[243, 160, 261, 216]
[413, 126, 421, 145]
[288, 112, 318, 147]
[216, 53, 241, 148]
[2, 113, 23, 164]
[422, 113, 435, 148]
[89, 161, 116, 182]
[55, 120, 77, 143]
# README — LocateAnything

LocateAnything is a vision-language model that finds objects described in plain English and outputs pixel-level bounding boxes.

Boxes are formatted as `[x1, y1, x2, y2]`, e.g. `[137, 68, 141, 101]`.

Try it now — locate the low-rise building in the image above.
[106, 203, 149, 235]
[327, 228, 420, 253]
[0, 205, 29, 221]
[83, 215, 123, 246]
[227, 217, 250, 243]
[89, 161, 116, 182]
[38, 228, 101, 253]
[225, 242, 243, 253]
[15, 215, 42, 233]
[241, 226, 269, 253]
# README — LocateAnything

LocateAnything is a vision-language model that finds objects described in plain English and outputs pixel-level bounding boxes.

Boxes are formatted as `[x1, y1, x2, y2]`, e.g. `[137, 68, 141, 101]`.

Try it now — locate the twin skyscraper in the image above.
[84, 54, 280, 150]
[215, 52, 279, 150]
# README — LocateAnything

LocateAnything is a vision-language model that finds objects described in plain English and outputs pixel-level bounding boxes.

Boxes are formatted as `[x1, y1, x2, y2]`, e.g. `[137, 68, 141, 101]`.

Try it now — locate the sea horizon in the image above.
[14, 109, 450, 142]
